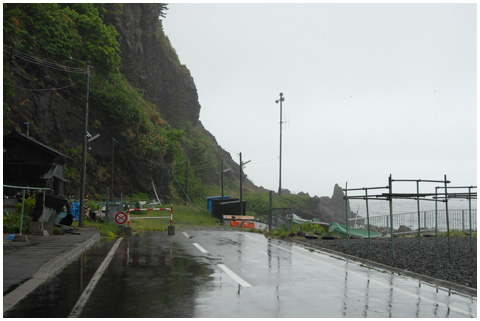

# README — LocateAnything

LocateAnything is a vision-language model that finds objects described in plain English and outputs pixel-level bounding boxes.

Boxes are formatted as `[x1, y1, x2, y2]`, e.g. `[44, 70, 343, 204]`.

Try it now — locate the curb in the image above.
[294, 240, 477, 298]
[3, 231, 101, 313]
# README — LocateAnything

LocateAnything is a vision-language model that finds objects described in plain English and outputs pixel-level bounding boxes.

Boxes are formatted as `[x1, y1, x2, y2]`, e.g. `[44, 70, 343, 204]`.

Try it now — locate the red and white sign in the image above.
[115, 211, 127, 225]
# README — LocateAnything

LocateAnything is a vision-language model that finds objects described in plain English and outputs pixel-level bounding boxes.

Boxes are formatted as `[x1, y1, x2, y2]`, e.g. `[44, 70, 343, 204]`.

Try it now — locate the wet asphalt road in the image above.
[5, 230, 477, 318]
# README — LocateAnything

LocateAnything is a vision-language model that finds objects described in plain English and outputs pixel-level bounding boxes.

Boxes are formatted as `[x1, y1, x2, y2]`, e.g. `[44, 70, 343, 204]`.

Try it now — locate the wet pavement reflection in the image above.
[4, 238, 116, 318]
[80, 233, 214, 318]
[4, 231, 477, 318]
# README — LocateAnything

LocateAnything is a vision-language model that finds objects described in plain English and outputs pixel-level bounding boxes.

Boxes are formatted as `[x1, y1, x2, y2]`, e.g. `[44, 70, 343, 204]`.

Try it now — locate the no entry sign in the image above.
[115, 211, 127, 225]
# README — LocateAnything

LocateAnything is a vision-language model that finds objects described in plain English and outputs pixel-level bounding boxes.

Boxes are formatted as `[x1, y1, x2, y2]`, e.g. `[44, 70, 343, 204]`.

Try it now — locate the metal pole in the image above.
[344, 182, 349, 248]
[365, 189, 371, 254]
[184, 159, 189, 206]
[19, 189, 26, 235]
[279, 96, 282, 196]
[221, 159, 224, 199]
[106, 186, 110, 223]
[435, 187, 438, 241]
[416, 180, 421, 250]
[41, 191, 46, 231]
[444, 174, 451, 258]
[468, 186, 472, 251]
[275, 93, 284, 195]
[110, 136, 114, 199]
[268, 191, 273, 231]
[389, 174, 395, 260]
[79, 60, 90, 228]
[239, 152, 243, 215]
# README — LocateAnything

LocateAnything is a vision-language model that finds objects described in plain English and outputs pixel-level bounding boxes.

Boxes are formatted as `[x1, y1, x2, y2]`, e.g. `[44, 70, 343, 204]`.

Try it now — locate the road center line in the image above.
[68, 237, 123, 318]
[182, 232, 190, 238]
[192, 243, 209, 254]
[217, 264, 252, 287]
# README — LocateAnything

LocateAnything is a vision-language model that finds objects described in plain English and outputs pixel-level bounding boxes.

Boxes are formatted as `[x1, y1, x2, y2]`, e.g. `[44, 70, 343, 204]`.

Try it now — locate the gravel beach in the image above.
[294, 236, 476, 289]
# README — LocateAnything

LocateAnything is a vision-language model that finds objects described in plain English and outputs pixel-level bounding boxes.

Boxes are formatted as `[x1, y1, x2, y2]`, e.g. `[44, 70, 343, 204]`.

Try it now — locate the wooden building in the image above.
[3, 131, 71, 197]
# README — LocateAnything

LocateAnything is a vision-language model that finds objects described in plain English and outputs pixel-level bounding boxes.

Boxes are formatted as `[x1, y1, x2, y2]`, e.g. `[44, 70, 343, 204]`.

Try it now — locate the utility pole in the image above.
[184, 159, 189, 206]
[110, 136, 114, 199]
[79, 60, 90, 227]
[275, 92, 285, 195]
[239, 152, 251, 215]
[221, 159, 224, 199]
[239, 153, 243, 215]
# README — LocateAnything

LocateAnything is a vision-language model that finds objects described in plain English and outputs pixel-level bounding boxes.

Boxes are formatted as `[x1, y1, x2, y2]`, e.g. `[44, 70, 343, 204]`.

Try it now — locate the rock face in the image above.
[104, 3, 253, 192]
[106, 4, 200, 128]
[297, 184, 358, 224]
[315, 184, 357, 224]
[4, 4, 227, 199]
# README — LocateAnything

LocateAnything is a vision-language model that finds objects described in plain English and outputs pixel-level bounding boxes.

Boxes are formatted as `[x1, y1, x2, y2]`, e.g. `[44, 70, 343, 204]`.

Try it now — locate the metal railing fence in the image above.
[270, 208, 295, 229]
[352, 209, 477, 233]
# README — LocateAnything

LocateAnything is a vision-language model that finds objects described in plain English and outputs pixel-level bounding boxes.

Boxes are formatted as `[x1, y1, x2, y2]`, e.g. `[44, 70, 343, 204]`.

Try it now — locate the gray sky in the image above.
[162, 3, 477, 198]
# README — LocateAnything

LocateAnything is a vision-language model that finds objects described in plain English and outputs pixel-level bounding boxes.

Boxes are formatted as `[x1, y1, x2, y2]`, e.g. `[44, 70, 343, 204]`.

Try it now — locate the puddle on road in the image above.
[81, 234, 215, 318]
[4, 233, 216, 318]
[4, 238, 116, 318]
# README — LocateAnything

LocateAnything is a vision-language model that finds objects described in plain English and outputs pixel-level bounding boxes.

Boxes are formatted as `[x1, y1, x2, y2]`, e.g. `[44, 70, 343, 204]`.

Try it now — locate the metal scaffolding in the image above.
[343, 175, 477, 260]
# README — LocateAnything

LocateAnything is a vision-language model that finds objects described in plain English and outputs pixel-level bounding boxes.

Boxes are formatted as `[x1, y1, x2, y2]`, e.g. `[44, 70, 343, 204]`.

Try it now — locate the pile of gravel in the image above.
[294, 236, 476, 289]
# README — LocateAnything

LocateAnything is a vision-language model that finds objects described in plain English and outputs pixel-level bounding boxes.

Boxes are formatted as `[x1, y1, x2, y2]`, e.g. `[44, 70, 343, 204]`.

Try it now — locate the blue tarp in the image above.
[70, 201, 80, 221]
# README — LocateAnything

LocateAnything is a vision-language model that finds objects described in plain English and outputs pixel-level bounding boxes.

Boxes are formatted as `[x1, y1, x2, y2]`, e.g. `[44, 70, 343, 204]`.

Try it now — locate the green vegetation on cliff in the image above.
[3, 3, 190, 201]
[3, 3, 320, 220]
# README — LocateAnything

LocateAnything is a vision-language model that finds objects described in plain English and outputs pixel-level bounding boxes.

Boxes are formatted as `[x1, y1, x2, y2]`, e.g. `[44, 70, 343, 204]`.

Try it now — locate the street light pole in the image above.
[239, 153, 243, 214]
[239, 153, 251, 215]
[79, 60, 90, 227]
[275, 92, 285, 195]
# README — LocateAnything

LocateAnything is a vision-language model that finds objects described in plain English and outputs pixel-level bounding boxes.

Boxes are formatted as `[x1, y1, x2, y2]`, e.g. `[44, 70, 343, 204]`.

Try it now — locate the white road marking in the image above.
[217, 264, 252, 287]
[68, 237, 123, 318]
[240, 232, 263, 241]
[192, 243, 209, 254]
[182, 232, 190, 238]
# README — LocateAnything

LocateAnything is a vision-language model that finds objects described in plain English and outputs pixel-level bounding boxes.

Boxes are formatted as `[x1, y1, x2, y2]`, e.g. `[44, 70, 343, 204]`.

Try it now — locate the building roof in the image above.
[3, 131, 71, 161]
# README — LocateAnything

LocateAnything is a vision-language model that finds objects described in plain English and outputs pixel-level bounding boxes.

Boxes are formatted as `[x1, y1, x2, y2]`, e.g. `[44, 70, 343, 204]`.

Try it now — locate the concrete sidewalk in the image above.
[3, 228, 100, 313]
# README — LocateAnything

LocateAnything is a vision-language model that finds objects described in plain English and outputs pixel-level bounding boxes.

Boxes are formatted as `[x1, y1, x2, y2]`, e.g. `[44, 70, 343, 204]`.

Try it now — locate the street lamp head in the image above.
[275, 100, 279, 104]
[279, 92, 283, 97]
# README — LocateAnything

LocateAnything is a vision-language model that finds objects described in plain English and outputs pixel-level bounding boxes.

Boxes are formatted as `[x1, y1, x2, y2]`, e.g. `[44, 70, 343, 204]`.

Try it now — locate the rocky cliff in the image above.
[294, 184, 357, 224]
[4, 4, 352, 224]
[3, 3, 249, 200]
[105, 4, 200, 127]
[105, 4, 243, 188]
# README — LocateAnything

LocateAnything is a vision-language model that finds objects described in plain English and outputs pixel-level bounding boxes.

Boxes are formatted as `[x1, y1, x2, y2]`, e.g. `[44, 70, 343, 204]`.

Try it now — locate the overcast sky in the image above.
[162, 2, 477, 198]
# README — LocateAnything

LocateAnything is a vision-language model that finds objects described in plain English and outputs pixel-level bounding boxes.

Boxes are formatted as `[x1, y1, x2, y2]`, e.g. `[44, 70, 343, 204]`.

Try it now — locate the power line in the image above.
[3, 20, 87, 65]
[249, 156, 279, 166]
[13, 75, 87, 92]
[4, 45, 87, 91]
[4, 46, 85, 74]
